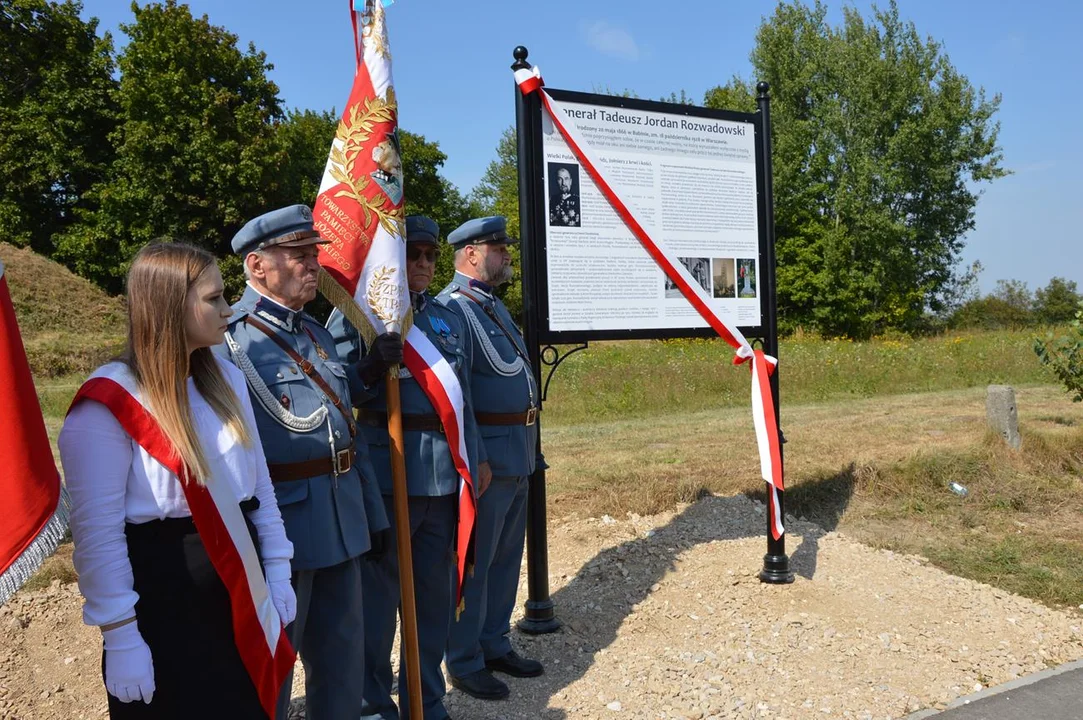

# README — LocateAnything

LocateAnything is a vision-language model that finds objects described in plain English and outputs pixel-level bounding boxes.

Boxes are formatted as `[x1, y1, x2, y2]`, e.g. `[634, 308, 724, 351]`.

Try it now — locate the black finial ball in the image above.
[514, 46, 529, 61]
[757, 81, 770, 95]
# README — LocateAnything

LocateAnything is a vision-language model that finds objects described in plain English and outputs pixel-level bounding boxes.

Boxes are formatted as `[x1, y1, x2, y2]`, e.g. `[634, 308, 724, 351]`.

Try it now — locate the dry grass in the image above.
[542, 384, 1083, 608]
[19, 540, 77, 591]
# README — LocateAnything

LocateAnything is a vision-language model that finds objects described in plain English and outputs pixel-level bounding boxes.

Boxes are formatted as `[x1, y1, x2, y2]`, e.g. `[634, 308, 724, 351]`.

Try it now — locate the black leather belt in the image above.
[475, 408, 538, 426]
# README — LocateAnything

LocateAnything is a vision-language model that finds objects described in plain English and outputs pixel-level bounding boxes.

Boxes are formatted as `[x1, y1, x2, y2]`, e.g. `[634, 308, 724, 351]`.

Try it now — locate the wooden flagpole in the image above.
[385, 369, 423, 717]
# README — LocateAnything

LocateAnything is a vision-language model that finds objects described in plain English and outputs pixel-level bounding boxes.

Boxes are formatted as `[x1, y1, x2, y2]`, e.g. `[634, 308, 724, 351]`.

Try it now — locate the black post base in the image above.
[516, 600, 562, 635]
[759, 553, 795, 584]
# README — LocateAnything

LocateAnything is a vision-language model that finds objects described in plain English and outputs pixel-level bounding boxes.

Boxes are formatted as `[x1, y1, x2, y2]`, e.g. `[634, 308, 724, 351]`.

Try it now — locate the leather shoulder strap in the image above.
[455, 288, 529, 363]
[243, 315, 355, 437]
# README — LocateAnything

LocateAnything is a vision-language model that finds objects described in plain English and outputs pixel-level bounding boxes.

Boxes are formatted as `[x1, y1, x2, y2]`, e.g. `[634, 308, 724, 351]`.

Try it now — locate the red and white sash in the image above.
[402, 326, 477, 607]
[68, 365, 295, 717]
[515, 66, 786, 539]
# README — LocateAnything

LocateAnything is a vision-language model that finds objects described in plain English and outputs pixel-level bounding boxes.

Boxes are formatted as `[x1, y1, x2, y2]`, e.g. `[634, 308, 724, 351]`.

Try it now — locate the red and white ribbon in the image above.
[69, 366, 295, 717]
[515, 66, 785, 539]
[401, 326, 476, 603]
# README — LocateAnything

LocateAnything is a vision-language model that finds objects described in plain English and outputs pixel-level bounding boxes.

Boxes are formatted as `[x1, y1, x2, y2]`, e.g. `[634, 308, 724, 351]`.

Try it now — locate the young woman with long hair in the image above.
[59, 242, 296, 719]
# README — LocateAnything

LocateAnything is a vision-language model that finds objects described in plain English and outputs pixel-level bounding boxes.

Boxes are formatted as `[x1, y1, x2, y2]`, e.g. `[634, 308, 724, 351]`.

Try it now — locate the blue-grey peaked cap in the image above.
[406, 215, 440, 245]
[446, 215, 519, 249]
[231, 204, 328, 256]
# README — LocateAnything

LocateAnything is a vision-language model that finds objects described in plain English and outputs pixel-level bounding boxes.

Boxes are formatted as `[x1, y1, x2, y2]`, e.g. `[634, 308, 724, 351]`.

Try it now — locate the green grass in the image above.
[541, 329, 1060, 425]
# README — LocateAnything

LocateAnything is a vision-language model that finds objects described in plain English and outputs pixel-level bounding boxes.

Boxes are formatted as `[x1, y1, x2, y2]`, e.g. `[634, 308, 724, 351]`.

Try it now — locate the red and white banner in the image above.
[0, 260, 70, 606]
[69, 367, 294, 718]
[315, 0, 409, 334]
[515, 67, 786, 539]
[402, 326, 476, 603]
[313, 0, 476, 598]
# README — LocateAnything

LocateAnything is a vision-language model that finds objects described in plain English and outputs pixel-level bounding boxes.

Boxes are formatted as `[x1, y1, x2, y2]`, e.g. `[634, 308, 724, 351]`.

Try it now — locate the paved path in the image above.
[906, 660, 1083, 720]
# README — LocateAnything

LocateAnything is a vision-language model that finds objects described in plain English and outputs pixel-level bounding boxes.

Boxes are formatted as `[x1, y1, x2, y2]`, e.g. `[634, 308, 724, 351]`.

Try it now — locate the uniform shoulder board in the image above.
[228, 305, 252, 326]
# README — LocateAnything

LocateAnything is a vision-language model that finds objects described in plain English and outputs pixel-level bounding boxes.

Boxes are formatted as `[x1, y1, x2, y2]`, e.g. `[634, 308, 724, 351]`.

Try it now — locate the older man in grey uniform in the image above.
[327, 215, 484, 720]
[440, 215, 544, 701]
[216, 204, 398, 720]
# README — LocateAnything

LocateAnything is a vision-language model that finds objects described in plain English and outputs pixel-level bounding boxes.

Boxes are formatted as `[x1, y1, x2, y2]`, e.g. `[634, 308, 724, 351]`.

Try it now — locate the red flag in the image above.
[313, 0, 476, 604]
[0, 258, 69, 605]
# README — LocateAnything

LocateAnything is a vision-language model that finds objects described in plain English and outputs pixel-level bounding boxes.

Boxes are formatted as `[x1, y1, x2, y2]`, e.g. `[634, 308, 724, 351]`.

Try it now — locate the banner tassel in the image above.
[0, 486, 70, 605]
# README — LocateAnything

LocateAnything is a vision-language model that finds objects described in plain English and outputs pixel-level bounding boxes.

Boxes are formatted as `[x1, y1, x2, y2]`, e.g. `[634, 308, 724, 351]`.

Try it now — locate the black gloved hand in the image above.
[365, 527, 393, 563]
[356, 332, 403, 386]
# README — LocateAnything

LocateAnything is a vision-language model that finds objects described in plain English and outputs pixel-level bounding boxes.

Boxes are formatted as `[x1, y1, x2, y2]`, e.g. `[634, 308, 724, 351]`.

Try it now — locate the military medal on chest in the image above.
[304, 326, 330, 360]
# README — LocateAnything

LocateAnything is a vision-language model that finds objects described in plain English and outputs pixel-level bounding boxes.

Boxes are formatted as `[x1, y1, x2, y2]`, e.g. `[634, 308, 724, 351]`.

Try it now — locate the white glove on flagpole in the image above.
[102, 622, 155, 704]
[264, 561, 296, 626]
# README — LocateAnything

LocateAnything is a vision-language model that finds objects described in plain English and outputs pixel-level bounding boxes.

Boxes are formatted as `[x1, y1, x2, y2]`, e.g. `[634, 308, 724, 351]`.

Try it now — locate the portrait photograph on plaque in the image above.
[547, 162, 582, 228]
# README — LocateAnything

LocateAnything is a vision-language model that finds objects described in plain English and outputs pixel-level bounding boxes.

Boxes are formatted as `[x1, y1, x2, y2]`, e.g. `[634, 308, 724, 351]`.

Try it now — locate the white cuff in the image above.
[263, 559, 292, 584]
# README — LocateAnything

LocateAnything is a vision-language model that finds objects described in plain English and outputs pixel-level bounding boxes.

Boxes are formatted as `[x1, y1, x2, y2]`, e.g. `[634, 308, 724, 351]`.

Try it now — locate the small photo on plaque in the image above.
[666, 257, 711, 298]
[548, 162, 582, 228]
[712, 258, 736, 298]
[736, 258, 757, 298]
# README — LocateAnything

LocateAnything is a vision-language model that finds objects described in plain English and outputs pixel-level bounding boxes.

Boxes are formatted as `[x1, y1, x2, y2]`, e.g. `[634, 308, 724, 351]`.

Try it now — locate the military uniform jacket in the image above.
[439, 271, 541, 478]
[214, 285, 389, 571]
[327, 293, 482, 498]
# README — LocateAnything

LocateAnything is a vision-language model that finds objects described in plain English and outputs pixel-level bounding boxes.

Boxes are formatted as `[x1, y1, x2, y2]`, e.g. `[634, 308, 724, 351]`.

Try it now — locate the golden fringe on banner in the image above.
[318, 267, 412, 348]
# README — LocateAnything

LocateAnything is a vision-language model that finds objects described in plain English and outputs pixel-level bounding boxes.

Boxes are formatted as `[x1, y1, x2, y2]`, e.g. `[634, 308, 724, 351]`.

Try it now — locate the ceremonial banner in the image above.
[313, 0, 476, 600]
[70, 366, 295, 719]
[0, 259, 70, 606]
[516, 67, 785, 539]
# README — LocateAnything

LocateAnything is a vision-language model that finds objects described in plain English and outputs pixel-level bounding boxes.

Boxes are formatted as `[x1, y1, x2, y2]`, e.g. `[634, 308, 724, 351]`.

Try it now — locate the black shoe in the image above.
[485, 650, 544, 678]
[449, 669, 509, 700]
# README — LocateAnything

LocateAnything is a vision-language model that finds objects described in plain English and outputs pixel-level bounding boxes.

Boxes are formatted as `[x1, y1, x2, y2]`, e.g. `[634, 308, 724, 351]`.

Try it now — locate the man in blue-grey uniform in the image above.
[215, 204, 399, 720]
[439, 215, 544, 701]
[326, 215, 485, 720]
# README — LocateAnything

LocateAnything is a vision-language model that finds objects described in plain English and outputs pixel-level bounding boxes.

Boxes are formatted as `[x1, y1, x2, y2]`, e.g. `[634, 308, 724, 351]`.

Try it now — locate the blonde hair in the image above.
[124, 242, 252, 484]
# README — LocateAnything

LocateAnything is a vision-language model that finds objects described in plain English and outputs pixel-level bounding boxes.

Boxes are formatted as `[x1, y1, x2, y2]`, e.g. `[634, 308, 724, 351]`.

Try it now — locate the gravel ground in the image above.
[3, 494, 1081, 720]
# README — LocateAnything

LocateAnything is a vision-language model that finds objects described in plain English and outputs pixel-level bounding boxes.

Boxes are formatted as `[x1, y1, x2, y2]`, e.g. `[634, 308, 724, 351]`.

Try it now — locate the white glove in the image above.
[264, 561, 296, 626]
[102, 622, 155, 704]
[269, 578, 297, 626]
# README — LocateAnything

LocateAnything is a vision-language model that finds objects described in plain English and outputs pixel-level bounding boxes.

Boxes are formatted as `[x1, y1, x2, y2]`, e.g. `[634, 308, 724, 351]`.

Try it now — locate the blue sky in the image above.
[79, 0, 1082, 294]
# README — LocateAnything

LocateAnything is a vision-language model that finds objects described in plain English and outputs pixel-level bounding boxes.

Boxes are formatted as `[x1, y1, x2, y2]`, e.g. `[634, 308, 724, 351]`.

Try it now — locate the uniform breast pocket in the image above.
[441, 341, 466, 374]
[322, 360, 351, 396]
[254, 362, 313, 415]
[486, 328, 518, 362]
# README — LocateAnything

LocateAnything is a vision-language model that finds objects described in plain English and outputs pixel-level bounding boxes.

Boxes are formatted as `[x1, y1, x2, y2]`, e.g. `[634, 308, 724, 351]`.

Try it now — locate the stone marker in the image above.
[986, 385, 1021, 450]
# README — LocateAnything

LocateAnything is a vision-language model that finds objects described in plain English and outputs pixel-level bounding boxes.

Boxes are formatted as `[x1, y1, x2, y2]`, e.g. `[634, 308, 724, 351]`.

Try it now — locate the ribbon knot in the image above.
[514, 66, 544, 96]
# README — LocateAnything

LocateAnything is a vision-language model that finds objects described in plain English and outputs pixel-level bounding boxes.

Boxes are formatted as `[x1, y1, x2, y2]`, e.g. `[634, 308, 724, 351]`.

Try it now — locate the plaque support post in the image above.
[513, 45, 562, 634]
[756, 81, 794, 585]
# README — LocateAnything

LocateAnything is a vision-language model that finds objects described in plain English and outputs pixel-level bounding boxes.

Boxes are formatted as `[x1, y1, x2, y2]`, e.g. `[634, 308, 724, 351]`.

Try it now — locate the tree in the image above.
[397, 129, 482, 292]
[0, 0, 118, 255]
[56, 0, 285, 292]
[272, 108, 338, 209]
[951, 279, 1033, 330]
[1034, 277, 1081, 325]
[705, 1, 1007, 337]
[1034, 306, 1083, 403]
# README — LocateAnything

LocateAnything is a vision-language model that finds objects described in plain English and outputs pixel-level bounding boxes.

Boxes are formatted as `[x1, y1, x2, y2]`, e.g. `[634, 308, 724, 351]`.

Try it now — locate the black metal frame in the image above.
[511, 47, 792, 636]
[521, 87, 771, 345]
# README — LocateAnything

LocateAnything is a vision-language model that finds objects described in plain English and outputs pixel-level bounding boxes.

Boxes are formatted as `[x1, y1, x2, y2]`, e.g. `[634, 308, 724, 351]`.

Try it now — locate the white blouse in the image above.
[58, 359, 293, 627]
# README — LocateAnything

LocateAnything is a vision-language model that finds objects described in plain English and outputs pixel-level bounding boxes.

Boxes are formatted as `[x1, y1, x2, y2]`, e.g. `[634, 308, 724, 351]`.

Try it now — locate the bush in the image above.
[1034, 303, 1083, 401]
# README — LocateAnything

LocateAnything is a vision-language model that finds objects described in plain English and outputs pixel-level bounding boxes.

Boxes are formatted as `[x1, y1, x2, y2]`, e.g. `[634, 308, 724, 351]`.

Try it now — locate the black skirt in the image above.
[105, 499, 270, 720]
